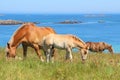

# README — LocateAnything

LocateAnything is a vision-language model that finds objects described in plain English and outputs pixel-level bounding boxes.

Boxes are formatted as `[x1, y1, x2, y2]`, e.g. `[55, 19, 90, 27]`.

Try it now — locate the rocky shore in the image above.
[0, 20, 39, 25]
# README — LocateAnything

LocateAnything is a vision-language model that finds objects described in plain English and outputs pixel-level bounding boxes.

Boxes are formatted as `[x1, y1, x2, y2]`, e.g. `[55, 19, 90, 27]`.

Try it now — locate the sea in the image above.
[0, 14, 120, 53]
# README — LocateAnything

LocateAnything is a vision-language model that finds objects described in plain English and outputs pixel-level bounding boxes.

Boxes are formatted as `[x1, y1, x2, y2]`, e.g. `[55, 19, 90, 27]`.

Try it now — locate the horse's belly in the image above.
[53, 42, 66, 49]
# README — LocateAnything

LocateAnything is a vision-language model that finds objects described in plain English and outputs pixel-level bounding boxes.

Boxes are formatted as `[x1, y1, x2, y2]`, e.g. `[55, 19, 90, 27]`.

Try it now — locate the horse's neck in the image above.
[106, 45, 111, 51]
[9, 36, 20, 48]
[104, 43, 109, 49]
[9, 28, 26, 48]
[73, 38, 86, 49]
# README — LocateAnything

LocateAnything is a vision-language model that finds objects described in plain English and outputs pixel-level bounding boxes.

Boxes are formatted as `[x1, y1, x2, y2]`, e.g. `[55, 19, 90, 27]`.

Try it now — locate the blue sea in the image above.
[0, 14, 120, 53]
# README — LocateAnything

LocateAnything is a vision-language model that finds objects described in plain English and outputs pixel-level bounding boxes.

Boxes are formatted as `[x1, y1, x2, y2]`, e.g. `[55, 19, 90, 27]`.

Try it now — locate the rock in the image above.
[0, 20, 40, 25]
[0, 20, 23, 25]
[98, 20, 105, 23]
[58, 20, 82, 24]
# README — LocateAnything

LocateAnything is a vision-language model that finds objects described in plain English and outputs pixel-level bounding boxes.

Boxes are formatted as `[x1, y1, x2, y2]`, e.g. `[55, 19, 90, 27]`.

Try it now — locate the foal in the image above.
[42, 34, 89, 62]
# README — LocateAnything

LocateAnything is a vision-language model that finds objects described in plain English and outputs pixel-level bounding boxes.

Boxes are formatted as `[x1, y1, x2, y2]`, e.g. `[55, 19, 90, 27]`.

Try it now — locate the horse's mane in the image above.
[69, 34, 85, 45]
[9, 23, 35, 44]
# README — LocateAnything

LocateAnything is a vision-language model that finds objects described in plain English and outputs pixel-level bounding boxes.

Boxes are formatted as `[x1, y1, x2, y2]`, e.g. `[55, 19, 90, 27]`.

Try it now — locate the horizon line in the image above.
[1, 12, 120, 15]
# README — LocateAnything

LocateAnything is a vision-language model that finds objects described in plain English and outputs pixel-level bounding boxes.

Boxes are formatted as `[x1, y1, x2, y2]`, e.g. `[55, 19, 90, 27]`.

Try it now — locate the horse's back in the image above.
[43, 34, 85, 48]
[44, 34, 73, 42]
[27, 26, 56, 44]
[43, 34, 73, 45]
[14, 23, 56, 45]
[86, 42, 105, 47]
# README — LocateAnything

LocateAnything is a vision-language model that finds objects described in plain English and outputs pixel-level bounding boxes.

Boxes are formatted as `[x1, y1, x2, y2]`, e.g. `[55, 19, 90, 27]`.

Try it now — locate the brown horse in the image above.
[86, 42, 113, 54]
[6, 23, 56, 61]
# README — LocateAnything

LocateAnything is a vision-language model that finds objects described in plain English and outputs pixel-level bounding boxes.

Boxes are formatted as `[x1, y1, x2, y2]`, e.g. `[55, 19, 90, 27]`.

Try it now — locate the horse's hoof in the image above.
[15, 56, 23, 60]
[41, 58, 45, 62]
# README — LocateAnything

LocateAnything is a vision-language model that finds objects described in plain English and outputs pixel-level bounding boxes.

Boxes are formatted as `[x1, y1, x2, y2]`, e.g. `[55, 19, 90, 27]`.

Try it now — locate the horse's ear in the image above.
[7, 43, 10, 49]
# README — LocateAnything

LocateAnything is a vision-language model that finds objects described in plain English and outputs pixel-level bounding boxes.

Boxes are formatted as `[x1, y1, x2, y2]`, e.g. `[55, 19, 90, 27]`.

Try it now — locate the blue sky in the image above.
[0, 0, 120, 14]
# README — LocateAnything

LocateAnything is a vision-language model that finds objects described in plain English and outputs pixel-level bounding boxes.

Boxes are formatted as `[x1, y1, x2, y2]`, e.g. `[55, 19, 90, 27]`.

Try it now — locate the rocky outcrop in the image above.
[0, 20, 40, 25]
[0, 20, 23, 25]
[98, 20, 105, 23]
[58, 20, 82, 24]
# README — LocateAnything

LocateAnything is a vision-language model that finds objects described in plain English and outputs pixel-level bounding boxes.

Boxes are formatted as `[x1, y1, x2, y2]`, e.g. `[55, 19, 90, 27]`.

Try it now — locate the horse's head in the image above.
[107, 45, 114, 54]
[80, 46, 89, 61]
[6, 43, 16, 58]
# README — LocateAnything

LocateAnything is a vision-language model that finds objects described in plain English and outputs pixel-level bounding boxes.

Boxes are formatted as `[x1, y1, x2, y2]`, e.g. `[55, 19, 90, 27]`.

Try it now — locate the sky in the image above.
[0, 0, 120, 14]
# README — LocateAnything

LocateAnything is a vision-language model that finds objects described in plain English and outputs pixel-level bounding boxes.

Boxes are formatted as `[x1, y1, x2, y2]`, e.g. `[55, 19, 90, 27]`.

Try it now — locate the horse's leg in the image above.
[66, 48, 72, 62]
[69, 49, 72, 62]
[99, 50, 103, 53]
[46, 48, 51, 62]
[22, 43, 28, 60]
[40, 46, 48, 61]
[47, 45, 54, 63]
[42, 45, 51, 62]
[42, 48, 47, 57]
[50, 46, 55, 63]
[43, 45, 55, 63]
[65, 50, 69, 60]
[33, 44, 44, 62]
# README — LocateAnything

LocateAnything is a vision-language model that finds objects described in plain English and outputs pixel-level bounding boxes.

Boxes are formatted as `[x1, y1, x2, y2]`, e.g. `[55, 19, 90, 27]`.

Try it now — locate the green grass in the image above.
[0, 47, 120, 80]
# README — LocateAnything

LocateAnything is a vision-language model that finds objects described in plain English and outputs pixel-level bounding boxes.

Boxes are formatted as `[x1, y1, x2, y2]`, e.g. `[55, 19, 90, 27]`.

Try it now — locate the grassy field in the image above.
[0, 47, 120, 80]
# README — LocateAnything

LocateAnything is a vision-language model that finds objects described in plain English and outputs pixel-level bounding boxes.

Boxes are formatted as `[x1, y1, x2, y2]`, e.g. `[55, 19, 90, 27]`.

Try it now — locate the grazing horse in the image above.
[6, 23, 56, 61]
[42, 34, 89, 62]
[86, 42, 113, 54]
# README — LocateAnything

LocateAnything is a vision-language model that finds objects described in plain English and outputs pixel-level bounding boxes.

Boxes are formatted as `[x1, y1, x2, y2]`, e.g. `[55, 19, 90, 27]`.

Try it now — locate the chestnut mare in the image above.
[6, 23, 56, 61]
[42, 34, 89, 62]
[86, 42, 113, 54]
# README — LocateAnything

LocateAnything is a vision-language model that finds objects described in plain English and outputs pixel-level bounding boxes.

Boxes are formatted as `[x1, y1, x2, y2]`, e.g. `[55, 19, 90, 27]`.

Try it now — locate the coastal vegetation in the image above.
[0, 47, 120, 80]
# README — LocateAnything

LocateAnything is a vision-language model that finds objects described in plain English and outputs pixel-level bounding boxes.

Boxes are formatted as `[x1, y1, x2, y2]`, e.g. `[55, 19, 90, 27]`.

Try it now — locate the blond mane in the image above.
[9, 23, 34, 44]
[69, 34, 86, 45]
